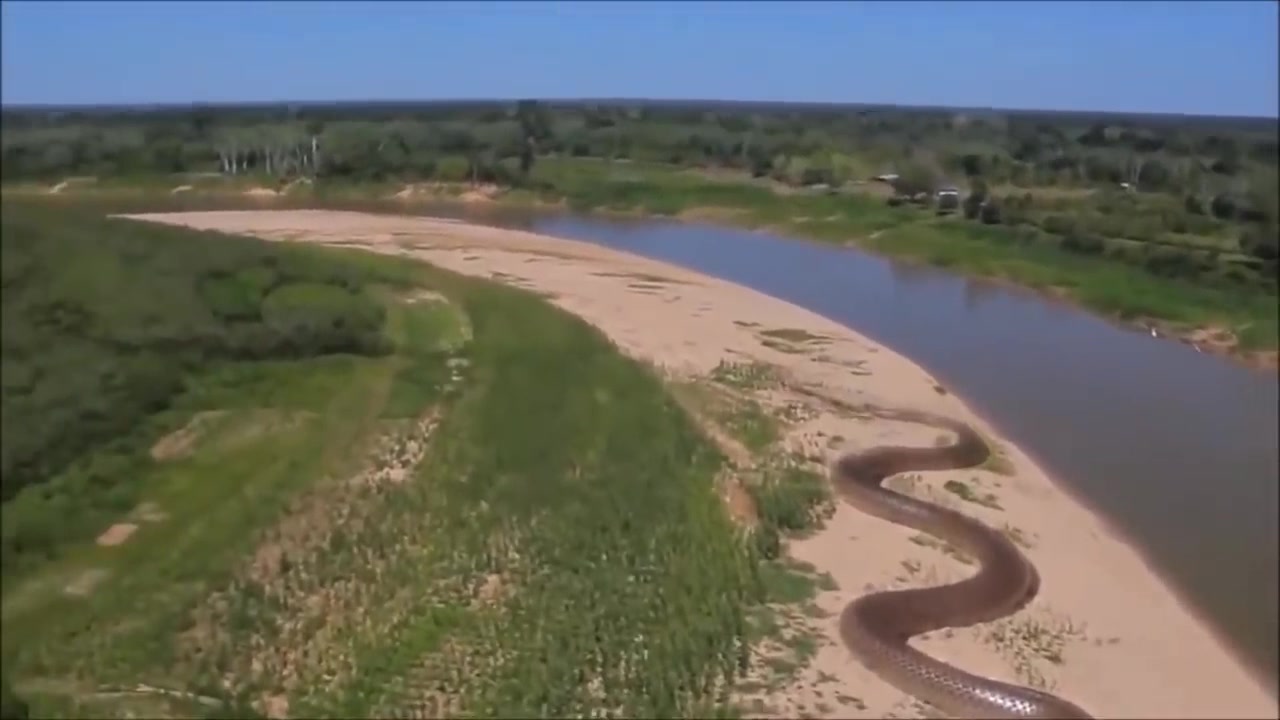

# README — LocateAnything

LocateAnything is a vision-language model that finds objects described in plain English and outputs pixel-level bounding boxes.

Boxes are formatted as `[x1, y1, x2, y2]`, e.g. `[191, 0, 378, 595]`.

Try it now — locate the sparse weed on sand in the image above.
[668, 365, 841, 711]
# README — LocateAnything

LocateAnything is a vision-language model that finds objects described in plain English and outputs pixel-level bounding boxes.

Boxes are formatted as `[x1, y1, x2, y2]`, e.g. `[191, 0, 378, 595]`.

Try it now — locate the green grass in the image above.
[747, 463, 833, 541]
[0, 203, 400, 580]
[380, 294, 471, 419]
[942, 479, 1003, 511]
[1, 355, 397, 712]
[675, 377, 780, 455]
[758, 328, 823, 342]
[2, 218, 779, 718]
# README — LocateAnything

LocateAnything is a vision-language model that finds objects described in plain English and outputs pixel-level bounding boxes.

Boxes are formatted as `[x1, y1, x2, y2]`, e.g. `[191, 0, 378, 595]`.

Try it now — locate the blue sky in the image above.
[2, 0, 1276, 117]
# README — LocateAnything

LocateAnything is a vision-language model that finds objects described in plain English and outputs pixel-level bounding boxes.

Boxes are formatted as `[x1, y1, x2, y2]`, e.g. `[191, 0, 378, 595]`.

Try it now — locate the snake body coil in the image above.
[833, 407, 1093, 719]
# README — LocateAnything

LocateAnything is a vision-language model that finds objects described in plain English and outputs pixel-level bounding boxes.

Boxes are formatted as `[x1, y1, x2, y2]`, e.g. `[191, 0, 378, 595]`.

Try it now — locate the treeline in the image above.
[0, 203, 394, 511]
[2, 99, 1276, 271]
[886, 170, 1277, 284]
[3, 99, 1275, 196]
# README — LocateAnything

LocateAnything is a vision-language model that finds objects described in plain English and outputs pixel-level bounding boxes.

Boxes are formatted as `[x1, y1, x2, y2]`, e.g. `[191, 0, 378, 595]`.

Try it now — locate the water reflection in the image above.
[887, 257, 940, 291]
[962, 278, 1001, 313]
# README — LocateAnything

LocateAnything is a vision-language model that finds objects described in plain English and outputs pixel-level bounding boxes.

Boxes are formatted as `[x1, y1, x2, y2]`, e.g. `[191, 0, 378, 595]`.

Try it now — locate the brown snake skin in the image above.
[833, 406, 1093, 719]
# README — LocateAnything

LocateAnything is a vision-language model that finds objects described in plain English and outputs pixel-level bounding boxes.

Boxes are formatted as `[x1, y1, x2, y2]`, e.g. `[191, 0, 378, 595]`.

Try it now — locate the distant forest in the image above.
[2, 98, 1277, 273]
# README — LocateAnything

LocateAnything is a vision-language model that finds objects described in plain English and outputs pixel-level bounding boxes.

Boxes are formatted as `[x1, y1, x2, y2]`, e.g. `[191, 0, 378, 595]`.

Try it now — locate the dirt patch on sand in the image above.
[150, 410, 229, 461]
[133, 501, 169, 523]
[64, 568, 110, 596]
[392, 182, 503, 203]
[96, 523, 139, 547]
[47, 176, 98, 194]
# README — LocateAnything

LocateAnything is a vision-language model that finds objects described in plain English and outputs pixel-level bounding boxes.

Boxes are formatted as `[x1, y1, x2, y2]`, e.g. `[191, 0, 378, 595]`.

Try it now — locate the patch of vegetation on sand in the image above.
[667, 363, 839, 707]
[943, 478, 1004, 511]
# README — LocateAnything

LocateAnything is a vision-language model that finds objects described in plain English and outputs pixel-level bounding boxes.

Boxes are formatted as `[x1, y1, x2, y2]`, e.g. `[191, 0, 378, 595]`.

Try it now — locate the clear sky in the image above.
[2, 0, 1277, 117]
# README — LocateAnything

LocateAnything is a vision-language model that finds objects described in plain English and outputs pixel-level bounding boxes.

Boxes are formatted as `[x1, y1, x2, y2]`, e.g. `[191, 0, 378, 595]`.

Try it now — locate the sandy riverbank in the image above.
[122, 210, 1277, 719]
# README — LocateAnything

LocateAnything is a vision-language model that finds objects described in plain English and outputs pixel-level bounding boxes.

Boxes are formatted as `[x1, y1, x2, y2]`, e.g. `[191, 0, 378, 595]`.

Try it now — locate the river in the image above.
[70, 193, 1280, 690]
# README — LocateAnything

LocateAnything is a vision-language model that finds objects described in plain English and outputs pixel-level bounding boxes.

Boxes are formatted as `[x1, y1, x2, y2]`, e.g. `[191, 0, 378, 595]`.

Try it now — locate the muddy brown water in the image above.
[41, 194, 1280, 690]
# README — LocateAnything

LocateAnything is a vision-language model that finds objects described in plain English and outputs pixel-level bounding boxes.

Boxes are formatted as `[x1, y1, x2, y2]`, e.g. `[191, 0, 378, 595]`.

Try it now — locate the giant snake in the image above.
[832, 406, 1093, 719]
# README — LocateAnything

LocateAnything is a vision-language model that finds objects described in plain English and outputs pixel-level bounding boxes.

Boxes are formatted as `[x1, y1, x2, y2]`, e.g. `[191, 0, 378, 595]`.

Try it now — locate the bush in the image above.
[434, 155, 471, 183]
[980, 201, 1003, 225]
[800, 166, 834, 187]
[1141, 246, 1202, 278]
[1210, 194, 1237, 221]
[751, 526, 781, 561]
[749, 154, 773, 178]
[999, 193, 1033, 225]
[199, 268, 274, 322]
[962, 193, 984, 220]
[1060, 232, 1105, 255]
[891, 162, 937, 197]
[261, 283, 386, 356]
[1164, 212, 1189, 234]
[0, 678, 28, 720]
[1240, 226, 1279, 261]
[1042, 214, 1076, 236]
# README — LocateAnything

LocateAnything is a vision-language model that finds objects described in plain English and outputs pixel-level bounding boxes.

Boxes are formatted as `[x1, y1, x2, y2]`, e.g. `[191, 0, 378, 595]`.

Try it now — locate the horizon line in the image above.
[2, 96, 1277, 123]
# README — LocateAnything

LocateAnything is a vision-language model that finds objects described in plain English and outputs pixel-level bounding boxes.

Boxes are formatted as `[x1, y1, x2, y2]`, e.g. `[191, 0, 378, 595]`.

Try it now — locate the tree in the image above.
[1061, 232, 1105, 255]
[891, 162, 937, 197]
[519, 145, 535, 176]
[800, 166, 834, 187]
[1083, 155, 1123, 184]
[963, 178, 988, 220]
[434, 155, 471, 183]
[1246, 169, 1279, 226]
[515, 99, 554, 177]
[1239, 225, 1279, 261]
[315, 123, 381, 180]
[959, 153, 984, 177]
[980, 200, 1003, 225]
[1137, 158, 1172, 192]
[748, 152, 773, 178]
[1042, 214, 1076, 236]
[1208, 138, 1242, 175]
[829, 152, 858, 186]
[1210, 194, 1237, 221]
[1001, 192, 1034, 225]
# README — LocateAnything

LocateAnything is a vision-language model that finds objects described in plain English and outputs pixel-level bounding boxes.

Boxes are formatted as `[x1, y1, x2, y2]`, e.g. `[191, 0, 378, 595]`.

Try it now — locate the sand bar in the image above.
[122, 210, 1277, 719]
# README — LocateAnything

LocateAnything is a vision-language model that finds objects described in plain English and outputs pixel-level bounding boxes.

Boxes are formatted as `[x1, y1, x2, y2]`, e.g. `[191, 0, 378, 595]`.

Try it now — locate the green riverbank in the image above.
[1, 201, 836, 718]
[6, 161, 1277, 368]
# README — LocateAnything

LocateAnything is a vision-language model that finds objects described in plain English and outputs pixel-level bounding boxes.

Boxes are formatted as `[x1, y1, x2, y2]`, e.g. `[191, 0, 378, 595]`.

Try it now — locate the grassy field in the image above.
[0, 204, 834, 719]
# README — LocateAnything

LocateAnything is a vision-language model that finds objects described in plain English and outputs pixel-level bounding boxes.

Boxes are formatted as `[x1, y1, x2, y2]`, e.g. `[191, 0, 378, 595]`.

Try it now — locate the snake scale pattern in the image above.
[832, 406, 1093, 719]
